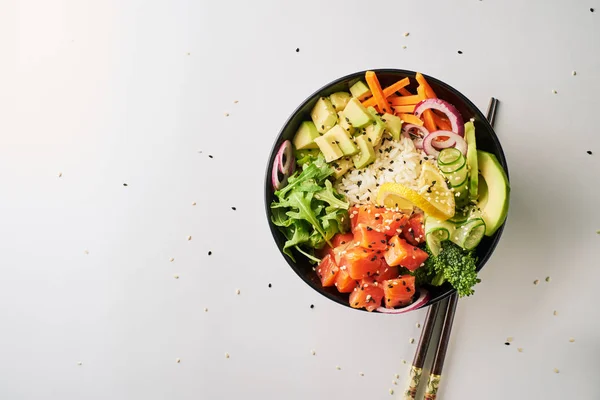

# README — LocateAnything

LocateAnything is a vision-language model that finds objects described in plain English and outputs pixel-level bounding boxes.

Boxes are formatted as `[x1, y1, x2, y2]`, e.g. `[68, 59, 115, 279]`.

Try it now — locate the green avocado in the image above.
[314, 134, 344, 163]
[343, 98, 373, 128]
[465, 121, 478, 199]
[477, 150, 510, 236]
[382, 113, 402, 141]
[323, 125, 358, 156]
[337, 111, 355, 135]
[329, 92, 352, 112]
[332, 157, 353, 179]
[349, 80, 372, 101]
[293, 121, 320, 150]
[311, 97, 338, 134]
[352, 135, 376, 169]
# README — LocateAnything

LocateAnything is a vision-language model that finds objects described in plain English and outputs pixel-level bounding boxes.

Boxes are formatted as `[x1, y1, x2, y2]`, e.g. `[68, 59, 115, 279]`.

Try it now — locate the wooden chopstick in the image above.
[409, 97, 500, 400]
[403, 301, 442, 399]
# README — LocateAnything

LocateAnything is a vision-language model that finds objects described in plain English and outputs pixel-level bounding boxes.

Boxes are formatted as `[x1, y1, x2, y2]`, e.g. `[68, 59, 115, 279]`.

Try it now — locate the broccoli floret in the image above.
[422, 241, 480, 297]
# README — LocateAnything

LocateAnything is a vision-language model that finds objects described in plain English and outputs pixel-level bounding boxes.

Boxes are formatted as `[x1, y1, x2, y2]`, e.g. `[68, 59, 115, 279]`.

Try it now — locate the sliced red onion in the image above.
[272, 160, 287, 190]
[376, 289, 430, 314]
[402, 124, 429, 149]
[276, 140, 294, 175]
[423, 131, 468, 157]
[414, 99, 465, 136]
[431, 136, 456, 150]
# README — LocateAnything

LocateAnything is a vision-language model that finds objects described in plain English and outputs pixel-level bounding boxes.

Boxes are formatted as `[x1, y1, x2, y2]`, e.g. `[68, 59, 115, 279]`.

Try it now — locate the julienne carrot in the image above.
[398, 87, 413, 96]
[392, 105, 416, 113]
[415, 72, 437, 99]
[364, 71, 392, 114]
[362, 77, 410, 108]
[398, 113, 424, 126]
[389, 94, 423, 106]
[432, 112, 452, 131]
[417, 85, 437, 132]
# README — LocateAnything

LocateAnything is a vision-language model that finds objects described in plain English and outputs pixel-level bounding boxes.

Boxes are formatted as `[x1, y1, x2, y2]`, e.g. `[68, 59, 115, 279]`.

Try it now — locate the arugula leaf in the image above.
[315, 180, 349, 210]
[275, 155, 333, 198]
[282, 221, 311, 261]
[271, 207, 293, 228]
[284, 192, 331, 247]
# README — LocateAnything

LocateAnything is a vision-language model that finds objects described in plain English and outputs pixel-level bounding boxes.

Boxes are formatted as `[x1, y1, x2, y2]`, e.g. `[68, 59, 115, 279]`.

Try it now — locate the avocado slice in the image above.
[323, 125, 358, 156]
[337, 111, 355, 135]
[352, 135, 376, 169]
[365, 107, 386, 146]
[314, 134, 344, 163]
[343, 98, 373, 128]
[332, 157, 353, 179]
[293, 121, 321, 150]
[330, 92, 352, 112]
[349, 80, 372, 101]
[311, 97, 338, 134]
[465, 121, 478, 199]
[477, 150, 510, 236]
[382, 113, 402, 141]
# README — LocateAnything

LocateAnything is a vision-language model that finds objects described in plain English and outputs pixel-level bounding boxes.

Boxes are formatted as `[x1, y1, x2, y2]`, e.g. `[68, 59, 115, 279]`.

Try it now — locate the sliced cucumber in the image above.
[425, 217, 454, 256]
[438, 148, 463, 165]
[438, 156, 466, 174]
[448, 163, 468, 188]
[451, 218, 486, 250]
[452, 178, 470, 209]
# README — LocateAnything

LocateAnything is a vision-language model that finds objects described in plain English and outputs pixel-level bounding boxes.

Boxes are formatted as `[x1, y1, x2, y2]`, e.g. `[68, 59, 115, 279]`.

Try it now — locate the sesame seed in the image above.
[208, 251, 212, 256]
[224, 112, 230, 116]
[225, 353, 230, 359]
[409, 338, 415, 344]
[553, 368, 559, 374]
[569, 338, 575, 343]
[77, 361, 82, 366]
[402, 360, 407, 364]
[192, 202, 196, 206]
[84, 250, 89, 255]
[402, 45, 407, 49]
[416, 323, 421, 328]
[176, 358, 181, 363]
[506, 337, 513, 343]
[234, 100, 239, 104]
[187, 235, 192, 241]
[359, 372, 364, 376]
[553, 310, 558, 316]
[169, 257, 174, 262]
[395, 374, 400, 379]
[533, 279, 539, 285]
[518, 348, 523, 353]
[552, 89, 557, 94]
[403, 32, 409, 37]
[311, 349, 316, 355]
[58, 172, 63, 178]
[545, 276, 551, 282]
[236, 289, 241, 295]
[392, 380, 397, 385]
[336, 366, 341, 370]
[572, 70, 577, 76]
[389, 389, 394, 395]
[204, 307, 208, 312]
[174, 275, 179, 279]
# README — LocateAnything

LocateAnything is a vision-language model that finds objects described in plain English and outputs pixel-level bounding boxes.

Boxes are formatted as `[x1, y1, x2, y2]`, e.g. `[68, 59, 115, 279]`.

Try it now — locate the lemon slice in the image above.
[376, 163, 455, 220]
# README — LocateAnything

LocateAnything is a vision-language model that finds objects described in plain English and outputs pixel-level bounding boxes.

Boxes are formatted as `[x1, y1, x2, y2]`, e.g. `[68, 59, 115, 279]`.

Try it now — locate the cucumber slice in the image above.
[438, 148, 463, 165]
[425, 216, 454, 256]
[448, 163, 468, 188]
[451, 218, 486, 250]
[438, 156, 466, 174]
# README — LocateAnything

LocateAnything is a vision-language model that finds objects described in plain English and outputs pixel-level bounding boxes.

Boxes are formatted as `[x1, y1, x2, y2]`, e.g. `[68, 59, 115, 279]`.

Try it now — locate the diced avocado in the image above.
[365, 107, 386, 146]
[323, 125, 358, 156]
[329, 92, 352, 112]
[314, 134, 344, 163]
[465, 121, 478, 199]
[332, 157, 353, 179]
[343, 98, 373, 128]
[477, 150, 510, 236]
[337, 111, 355, 135]
[349, 80, 372, 101]
[382, 113, 403, 141]
[293, 121, 321, 150]
[352, 135, 376, 169]
[311, 97, 338, 134]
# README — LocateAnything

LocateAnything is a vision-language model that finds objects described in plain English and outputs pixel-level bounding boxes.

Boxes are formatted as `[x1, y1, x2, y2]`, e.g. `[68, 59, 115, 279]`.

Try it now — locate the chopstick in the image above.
[406, 97, 500, 400]
[403, 301, 442, 399]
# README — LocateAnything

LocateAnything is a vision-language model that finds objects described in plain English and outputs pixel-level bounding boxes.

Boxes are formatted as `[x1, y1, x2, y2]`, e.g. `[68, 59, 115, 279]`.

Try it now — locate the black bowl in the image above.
[264, 69, 509, 313]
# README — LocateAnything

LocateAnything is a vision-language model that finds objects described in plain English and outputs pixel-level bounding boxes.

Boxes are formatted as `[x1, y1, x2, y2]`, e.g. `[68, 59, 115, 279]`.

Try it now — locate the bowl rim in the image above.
[264, 68, 509, 313]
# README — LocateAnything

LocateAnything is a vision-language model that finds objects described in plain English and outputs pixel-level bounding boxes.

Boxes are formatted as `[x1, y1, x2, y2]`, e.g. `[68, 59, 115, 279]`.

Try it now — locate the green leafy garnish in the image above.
[271, 154, 349, 263]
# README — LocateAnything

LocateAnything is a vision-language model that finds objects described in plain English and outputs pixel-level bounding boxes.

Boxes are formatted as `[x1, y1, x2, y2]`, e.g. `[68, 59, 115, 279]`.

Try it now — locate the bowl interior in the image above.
[265, 69, 509, 312]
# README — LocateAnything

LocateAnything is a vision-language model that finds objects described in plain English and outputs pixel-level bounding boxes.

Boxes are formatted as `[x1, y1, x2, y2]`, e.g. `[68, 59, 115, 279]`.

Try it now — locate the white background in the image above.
[2, 1, 599, 399]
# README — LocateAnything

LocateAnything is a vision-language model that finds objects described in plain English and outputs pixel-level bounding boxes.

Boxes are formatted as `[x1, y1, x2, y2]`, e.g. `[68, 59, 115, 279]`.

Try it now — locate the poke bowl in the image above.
[265, 69, 509, 313]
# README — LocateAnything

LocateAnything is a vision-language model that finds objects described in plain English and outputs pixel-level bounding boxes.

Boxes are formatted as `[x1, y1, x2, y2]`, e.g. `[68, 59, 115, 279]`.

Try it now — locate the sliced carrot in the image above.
[389, 95, 422, 106]
[417, 85, 437, 132]
[362, 77, 411, 108]
[364, 71, 392, 114]
[392, 105, 415, 113]
[399, 88, 413, 96]
[415, 72, 437, 99]
[432, 112, 452, 131]
[398, 113, 424, 126]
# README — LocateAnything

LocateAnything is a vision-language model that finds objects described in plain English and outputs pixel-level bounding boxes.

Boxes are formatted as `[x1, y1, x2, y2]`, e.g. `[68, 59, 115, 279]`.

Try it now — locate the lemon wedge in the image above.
[376, 162, 455, 220]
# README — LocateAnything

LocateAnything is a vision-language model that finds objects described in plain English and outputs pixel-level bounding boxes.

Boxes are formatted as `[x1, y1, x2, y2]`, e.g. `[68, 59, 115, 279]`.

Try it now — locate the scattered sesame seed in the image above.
[268, 283, 272, 288]
[392, 380, 397, 385]
[504, 342, 510, 346]
[176, 358, 181, 363]
[553, 310, 558, 316]
[552, 89, 558, 94]
[402, 359, 407, 364]
[58, 172, 63, 177]
[545, 276, 551, 282]
[389, 389, 394, 395]
[204, 307, 208, 312]
[395, 373, 400, 379]
[174, 275, 179, 279]
[84, 250, 89, 255]
[359, 372, 364, 376]
[569, 337, 575, 343]
[572, 70, 577, 76]
[231, 206, 237, 211]
[587, 150, 593, 155]
[208, 251, 212, 256]
[416, 323, 421, 328]
[507, 337, 513, 343]
[310, 304, 314, 309]
[224, 112, 230, 117]
[311, 350, 316, 355]
[336, 366, 341, 370]
[403, 32, 410, 37]
[458, 50, 463, 54]
[402, 45, 407, 49]
[553, 368, 559, 374]
[296, 48, 300, 52]
[77, 361, 82, 366]
[123, 183, 128, 187]
[225, 353, 230, 359]
[208, 155, 213, 158]
[409, 338, 415, 344]
[236, 289, 241, 295]
[533, 279, 539, 285]
[187, 235, 192, 241]
[518, 348, 523, 353]
[233, 100, 239, 104]
[169, 257, 174, 262]
[192, 202, 196, 206]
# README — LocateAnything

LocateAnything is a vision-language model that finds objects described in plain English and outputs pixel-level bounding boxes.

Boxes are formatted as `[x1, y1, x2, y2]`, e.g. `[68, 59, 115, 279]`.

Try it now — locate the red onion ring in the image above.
[402, 124, 429, 149]
[431, 136, 456, 150]
[414, 99, 465, 136]
[423, 131, 468, 157]
[272, 160, 287, 190]
[376, 289, 430, 314]
[276, 140, 294, 175]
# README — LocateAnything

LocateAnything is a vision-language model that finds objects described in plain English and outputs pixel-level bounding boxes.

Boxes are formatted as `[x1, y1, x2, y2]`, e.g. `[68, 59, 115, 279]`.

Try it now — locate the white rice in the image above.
[335, 135, 426, 206]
